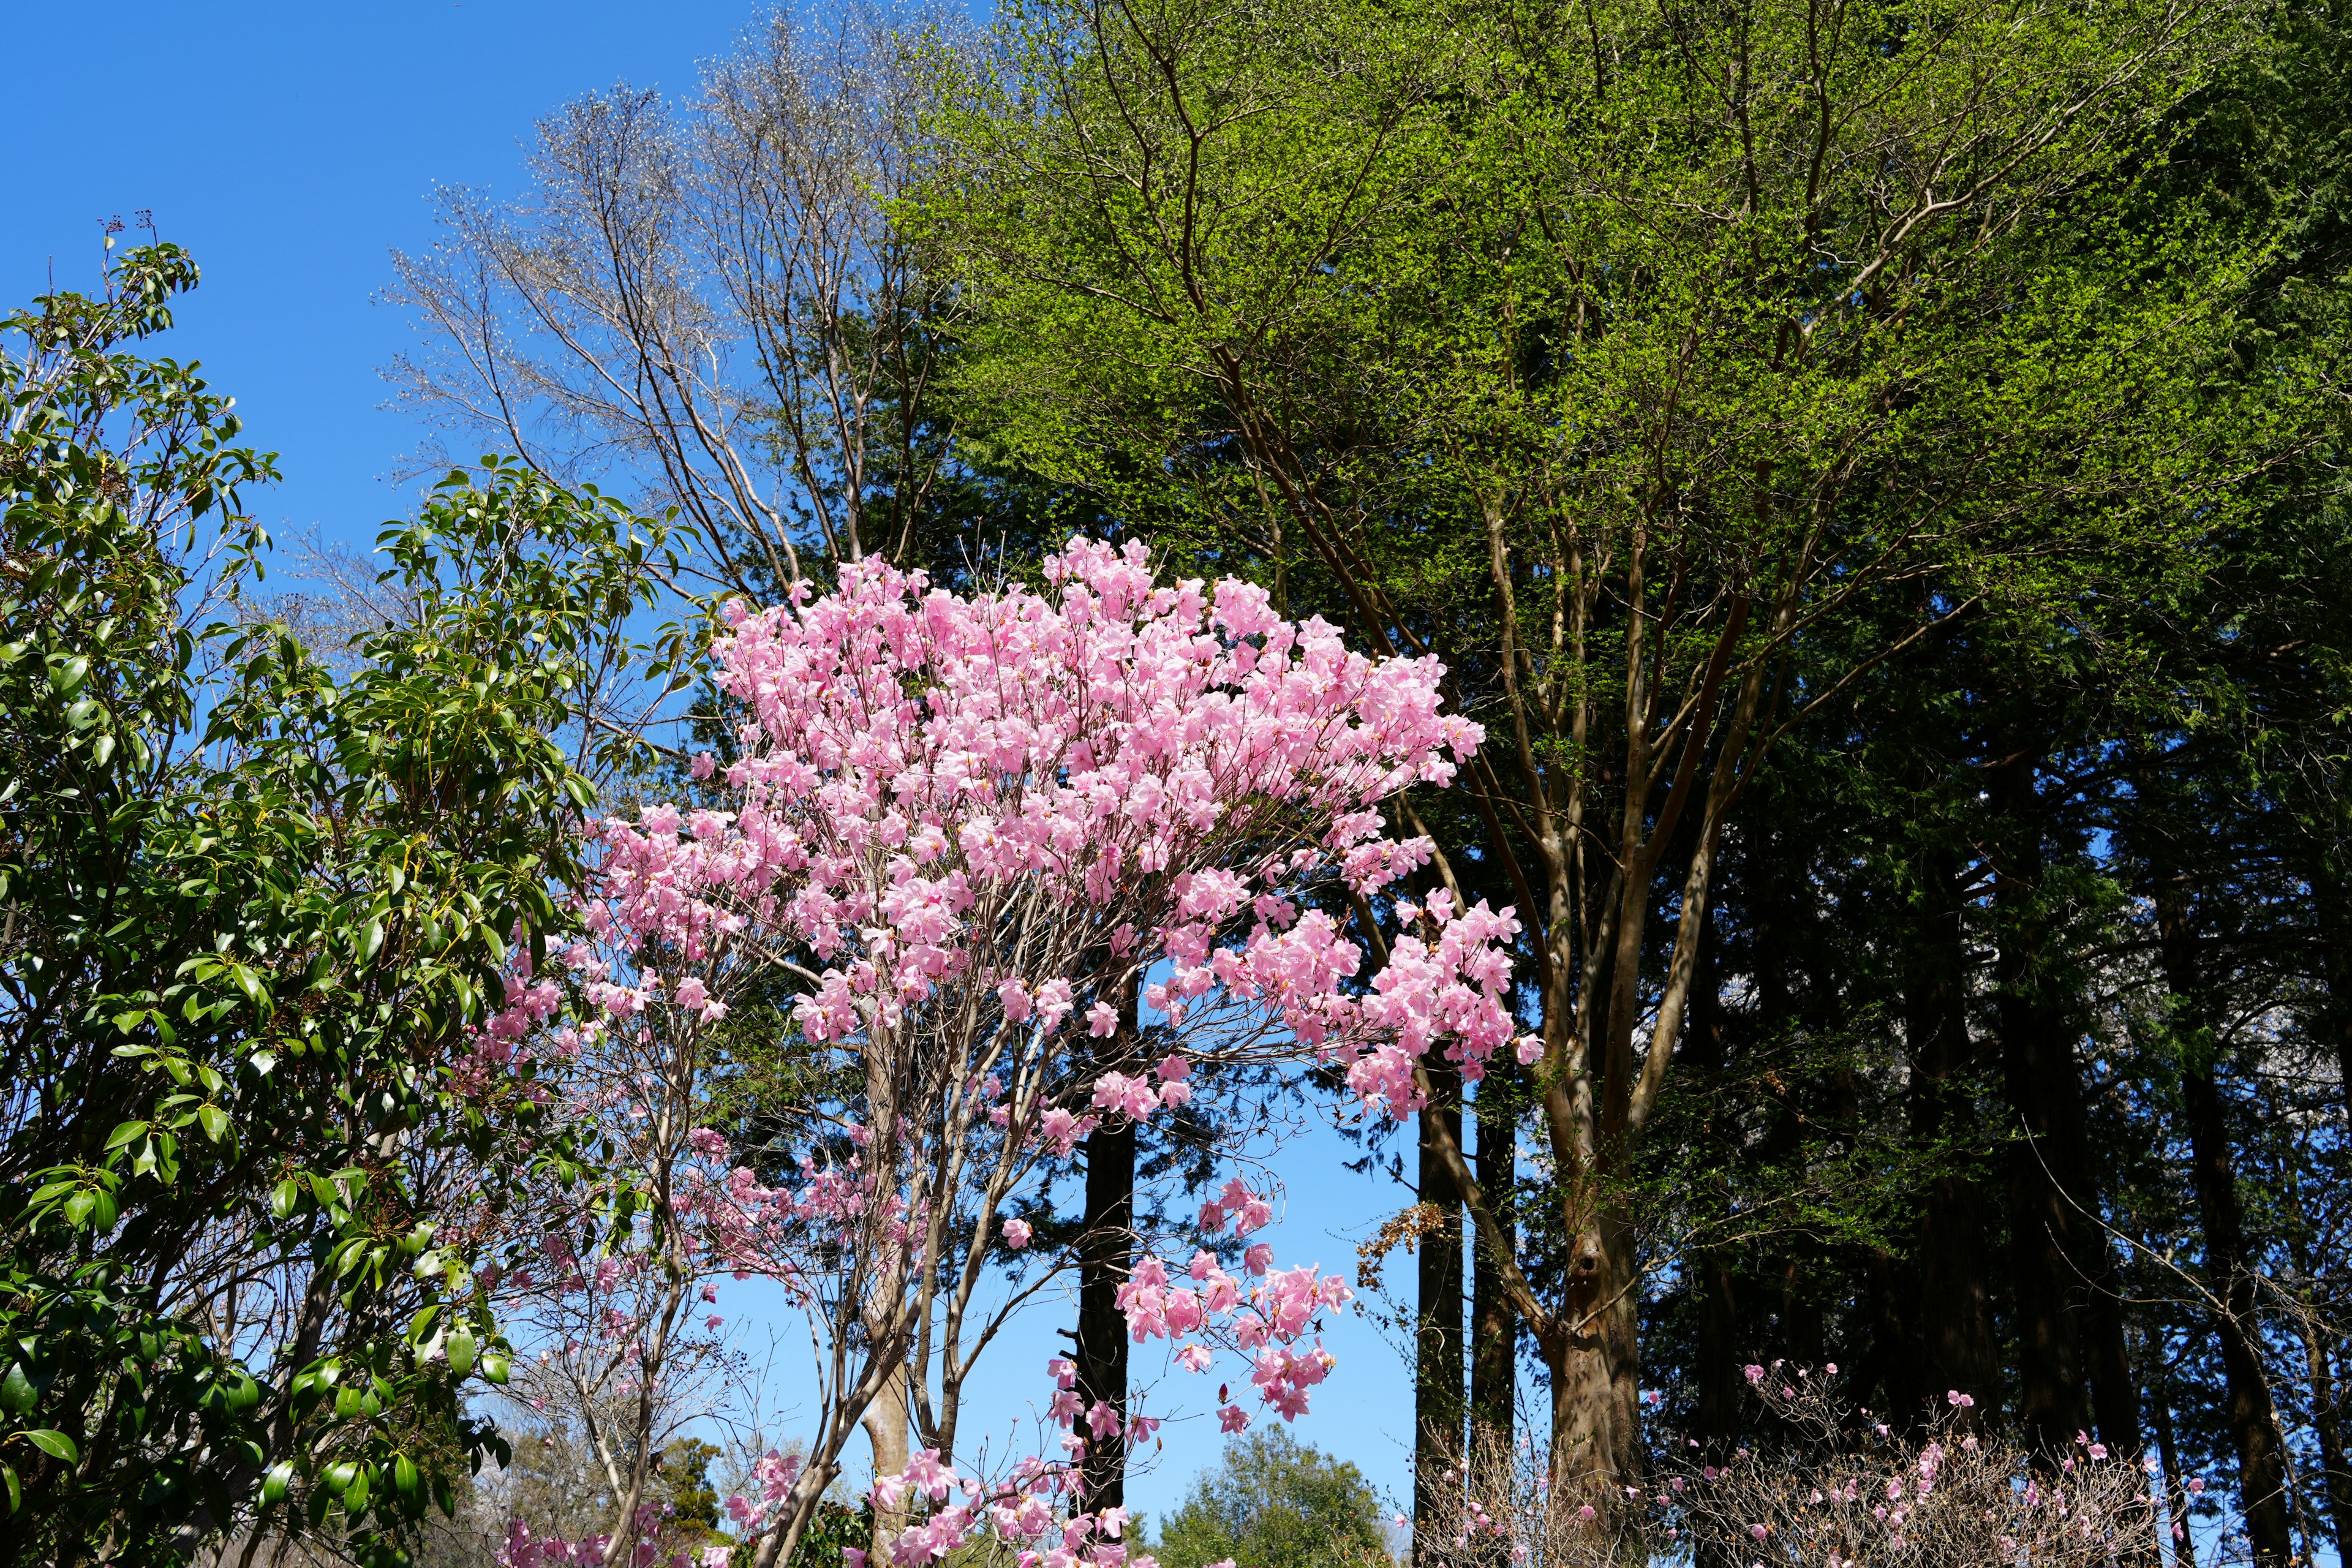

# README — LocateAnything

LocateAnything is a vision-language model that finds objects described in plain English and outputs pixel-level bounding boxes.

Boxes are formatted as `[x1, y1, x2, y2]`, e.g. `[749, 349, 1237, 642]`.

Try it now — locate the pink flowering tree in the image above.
[476, 538, 1527, 1568]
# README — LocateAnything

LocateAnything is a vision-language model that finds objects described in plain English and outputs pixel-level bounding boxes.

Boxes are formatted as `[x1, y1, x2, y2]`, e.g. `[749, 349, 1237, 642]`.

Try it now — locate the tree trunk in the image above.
[2146, 782, 2290, 1564]
[2296, 1311, 2352, 1565]
[863, 1365, 910, 1558]
[2177, 1043, 2294, 1561]
[1904, 848, 1998, 1420]
[1076, 1117, 1134, 1515]
[1415, 1060, 1465, 1531]
[1990, 740, 2106, 1455]
[1684, 928, 1743, 1449]
[2152, 1367, 2196, 1568]
[1550, 1208, 1642, 1491]
[1470, 1065, 1516, 1441]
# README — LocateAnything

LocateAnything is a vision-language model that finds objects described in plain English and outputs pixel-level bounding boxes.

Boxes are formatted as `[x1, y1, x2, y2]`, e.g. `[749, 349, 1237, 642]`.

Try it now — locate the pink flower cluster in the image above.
[722, 1449, 806, 1534]
[473, 539, 1532, 1567]
[581, 538, 1514, 1102]
[499, 1505, 718, 1568]
[1104, 1185, 1355, 1424]
[859, 1447, 1161, 1568]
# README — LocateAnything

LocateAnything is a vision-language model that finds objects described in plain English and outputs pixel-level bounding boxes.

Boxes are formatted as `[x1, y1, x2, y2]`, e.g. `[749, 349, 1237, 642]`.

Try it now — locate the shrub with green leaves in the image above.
[0, 243, 674, 1565]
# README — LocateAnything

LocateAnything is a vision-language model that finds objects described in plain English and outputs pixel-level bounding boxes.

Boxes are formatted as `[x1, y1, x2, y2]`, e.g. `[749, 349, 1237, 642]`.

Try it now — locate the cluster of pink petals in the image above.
[720, 1449, 806, 1534]
[499, 1506, 717, 1568]
[474, 540, 1537, 1568]
[582, 538, 1509, 1087]
[862, 1450, 1161, 1568]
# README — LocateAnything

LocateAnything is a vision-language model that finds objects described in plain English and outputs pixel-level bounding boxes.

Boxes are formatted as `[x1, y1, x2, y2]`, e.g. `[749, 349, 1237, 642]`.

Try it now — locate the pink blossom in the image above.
[511, 538, 1521, 1568]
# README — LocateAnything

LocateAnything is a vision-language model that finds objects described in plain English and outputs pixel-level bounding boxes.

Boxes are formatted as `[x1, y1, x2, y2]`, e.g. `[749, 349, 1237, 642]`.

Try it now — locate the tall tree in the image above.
[925, 0, 2265, 1490]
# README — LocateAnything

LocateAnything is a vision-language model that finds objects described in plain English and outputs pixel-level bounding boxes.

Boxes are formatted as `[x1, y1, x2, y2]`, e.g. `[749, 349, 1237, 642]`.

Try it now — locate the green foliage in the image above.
[783, 1496, 875, 1568]
[0, 244, 673, 1564]
[1151, 1430, 1392, 1568]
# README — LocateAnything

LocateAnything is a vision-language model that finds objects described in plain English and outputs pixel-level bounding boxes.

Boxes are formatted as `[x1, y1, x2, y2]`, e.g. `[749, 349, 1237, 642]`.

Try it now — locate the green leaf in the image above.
[21, 1430, 77, 1462]
[197, 1104, 230, 1142]
[262, 1460, 294, 1506]
[480, 1352, 511, 1386]
[270, 1178, 301, 1219]
[0, 1366, 35, 1415]
[445, 1327, 477, 1378]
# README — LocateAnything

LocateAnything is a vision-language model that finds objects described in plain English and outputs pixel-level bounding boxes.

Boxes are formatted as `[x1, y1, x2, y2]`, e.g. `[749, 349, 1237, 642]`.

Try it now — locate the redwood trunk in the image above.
[1904, 848, 1998, 1418]
[1470, 1066, 1517, 1440]
[1991, 741, 2128, 1455]
[1414, 1061, 1465, 1532]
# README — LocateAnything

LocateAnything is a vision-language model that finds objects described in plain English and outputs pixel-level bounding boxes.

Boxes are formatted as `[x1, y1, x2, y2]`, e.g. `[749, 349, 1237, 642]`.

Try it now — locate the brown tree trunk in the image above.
[1470, 1065, 1516, 1441]
[1076, 1117, 1134, 1514]
[1683, 925, 1743, 1449]
[2151, 1368, 2196, 1568]
[863, 1365, 910, 1558]
[1415, 1060, 1466, 1531]
[1990, 740, 2127, 1456]
[2296, 1311, 2352, 1565]
[2176, 1038, 2294, 1562]
[1904, 848, 1998, 1420]
[2145, 782, 2290, 1564]
[1545, 1193, 1644, 1494]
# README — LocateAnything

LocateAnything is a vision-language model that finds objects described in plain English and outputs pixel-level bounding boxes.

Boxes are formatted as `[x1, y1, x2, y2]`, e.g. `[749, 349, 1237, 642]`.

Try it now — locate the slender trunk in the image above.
[2297, 1313, 2352, 1565]
[2177, 1045, 2293, 1561]
[1470, 1065, 1516, 1441]
[2146, 788, 2290, 1564]
[1415, 1060, 1466, 1533]
[2152, 1368, 2195, 1568]
[1076, 1118, 1134, 1514]
[1695, 1249, 1740, 1447]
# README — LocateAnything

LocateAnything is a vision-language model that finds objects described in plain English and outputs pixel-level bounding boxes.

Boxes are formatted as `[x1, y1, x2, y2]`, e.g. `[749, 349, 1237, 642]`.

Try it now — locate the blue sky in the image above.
[9, 0, 755, 557]
[11, 0, 1437, 1524]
